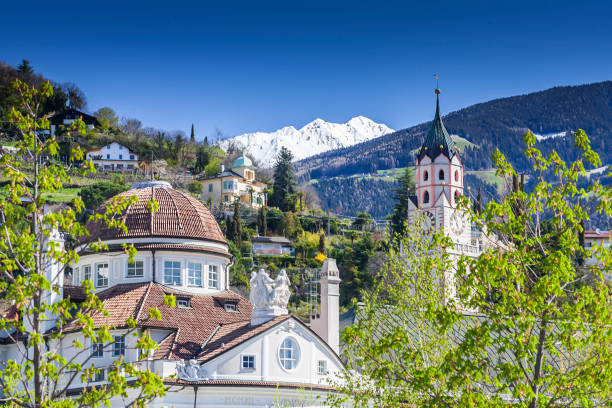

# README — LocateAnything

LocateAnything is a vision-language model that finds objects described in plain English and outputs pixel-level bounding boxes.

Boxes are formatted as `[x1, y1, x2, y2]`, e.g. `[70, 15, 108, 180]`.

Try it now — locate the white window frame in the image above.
[113, 335, 126, 357]
[94, 368, 105, 382]
[163, 260, 182, 285]
[241, 354, 256, 370]
[91, 341, 104, 358]
[207, 264, 219, 289]
[126, 260, 144, 278]
[278, 337, 300, 371]
[96, 263, 109, 288]
[83, 265, 91, 282]
[177, 297, 191, 308]
[318, 360, 328, 375]
[187, 262, 202, 287]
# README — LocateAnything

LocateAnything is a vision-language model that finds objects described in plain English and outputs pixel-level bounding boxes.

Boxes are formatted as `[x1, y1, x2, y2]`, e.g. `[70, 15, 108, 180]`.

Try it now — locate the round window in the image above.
[278, 337, 300, 371]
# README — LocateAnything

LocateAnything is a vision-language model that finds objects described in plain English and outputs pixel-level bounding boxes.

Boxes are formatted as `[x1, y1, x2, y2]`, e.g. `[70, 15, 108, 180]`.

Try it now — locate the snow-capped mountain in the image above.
[220, 116, 394, 166]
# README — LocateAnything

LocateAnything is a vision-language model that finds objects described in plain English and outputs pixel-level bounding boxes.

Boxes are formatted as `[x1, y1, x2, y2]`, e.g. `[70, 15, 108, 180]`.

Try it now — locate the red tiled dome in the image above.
[87, 187, 227, 244]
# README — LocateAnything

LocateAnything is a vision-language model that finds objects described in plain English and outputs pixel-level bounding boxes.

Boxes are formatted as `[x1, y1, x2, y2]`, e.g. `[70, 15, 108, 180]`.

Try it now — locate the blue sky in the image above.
[2, 1, 611, 139]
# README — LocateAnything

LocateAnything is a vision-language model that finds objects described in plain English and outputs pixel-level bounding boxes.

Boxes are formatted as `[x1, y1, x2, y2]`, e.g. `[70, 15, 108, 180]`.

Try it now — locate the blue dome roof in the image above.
[232, 153, 253, 168]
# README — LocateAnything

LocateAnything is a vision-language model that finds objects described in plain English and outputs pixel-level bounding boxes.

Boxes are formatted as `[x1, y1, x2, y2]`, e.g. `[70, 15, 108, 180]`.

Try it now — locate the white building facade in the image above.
[85, 142, 139, 172]
[0, 181, 344, 407]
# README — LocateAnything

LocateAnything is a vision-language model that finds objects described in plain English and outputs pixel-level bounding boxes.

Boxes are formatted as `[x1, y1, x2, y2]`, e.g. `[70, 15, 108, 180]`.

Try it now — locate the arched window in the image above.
[455, 170, 459, 182]
[423, 170, 429, 182]
[423, 191, 430, 204]
[454, 190, 459, 203]
[439, 169, 445, 180]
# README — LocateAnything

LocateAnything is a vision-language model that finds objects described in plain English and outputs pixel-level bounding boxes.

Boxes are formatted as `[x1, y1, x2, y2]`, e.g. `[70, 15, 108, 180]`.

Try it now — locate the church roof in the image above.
[417, 95, 456, 161]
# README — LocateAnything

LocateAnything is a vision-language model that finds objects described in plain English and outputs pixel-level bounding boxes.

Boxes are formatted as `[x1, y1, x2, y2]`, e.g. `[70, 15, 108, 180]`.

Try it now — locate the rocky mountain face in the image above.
[220, 116, 393, 167]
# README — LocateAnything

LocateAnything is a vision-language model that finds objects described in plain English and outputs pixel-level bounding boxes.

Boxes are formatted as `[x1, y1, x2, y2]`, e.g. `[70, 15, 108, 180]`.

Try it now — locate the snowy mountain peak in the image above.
[220, 116, 394, 166]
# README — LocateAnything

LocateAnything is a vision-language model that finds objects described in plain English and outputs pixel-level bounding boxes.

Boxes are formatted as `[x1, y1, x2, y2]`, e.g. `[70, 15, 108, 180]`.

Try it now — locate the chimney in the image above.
[221, 164, 225, 173]
[310, 258, 341, 354]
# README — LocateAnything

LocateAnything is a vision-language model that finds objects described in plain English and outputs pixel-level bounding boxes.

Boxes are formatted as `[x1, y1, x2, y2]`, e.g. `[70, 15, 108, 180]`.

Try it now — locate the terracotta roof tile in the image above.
[197, 315, 292, 362]
[86, 187, 227, 244]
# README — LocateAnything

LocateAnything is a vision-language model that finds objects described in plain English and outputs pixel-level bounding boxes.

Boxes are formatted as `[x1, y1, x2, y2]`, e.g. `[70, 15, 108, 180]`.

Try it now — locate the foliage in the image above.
[187, 180, 203, 196]
[351, 212, 372, 230]
[80, 180, 128, 211]
[280, 212, 302, 240]
[331, 130, 612, 407]
[270, 147, 298, 211]
[390, 166, 415, 237]
[0, 80, 166, 407]
[257, 206, 267, 236]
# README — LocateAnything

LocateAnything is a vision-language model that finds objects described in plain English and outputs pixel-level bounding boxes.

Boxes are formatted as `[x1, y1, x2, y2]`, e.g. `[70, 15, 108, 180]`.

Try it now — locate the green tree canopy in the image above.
[390, 166, 415, 238]
[332, 130, 612, 408]
[0, 80, 166, 407]
[270, 147, 297, 211]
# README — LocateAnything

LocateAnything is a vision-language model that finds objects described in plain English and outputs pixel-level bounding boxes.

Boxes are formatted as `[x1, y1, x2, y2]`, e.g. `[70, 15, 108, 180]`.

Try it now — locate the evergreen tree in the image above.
[233, 201, 242, 250]
[390, 167, 415, 238]
[190, 123, 195, 143]
[318, 232, 326, 254]
[203, 136, 209, 146]
[193, 146, 210, 174]
[270, 147, 297, 211]
[17, 59, 34, 75]
[225, 215, 233, 241]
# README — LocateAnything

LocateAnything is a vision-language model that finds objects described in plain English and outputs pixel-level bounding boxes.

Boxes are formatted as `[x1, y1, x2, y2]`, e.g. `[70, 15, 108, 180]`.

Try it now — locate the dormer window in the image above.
[225, 303, 237, 312]
[439, 170, 445, 180]
[177, 297, 191, 308]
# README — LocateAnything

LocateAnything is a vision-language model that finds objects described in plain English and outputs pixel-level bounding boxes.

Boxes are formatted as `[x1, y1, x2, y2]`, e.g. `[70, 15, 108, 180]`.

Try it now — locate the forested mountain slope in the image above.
[296, 81, 612, 180]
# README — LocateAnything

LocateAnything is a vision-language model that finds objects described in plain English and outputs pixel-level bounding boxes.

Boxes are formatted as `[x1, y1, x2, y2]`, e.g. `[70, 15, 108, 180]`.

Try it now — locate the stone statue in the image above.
[250, 268, 275, 308]
[270, 269, 291, 309]
[175, 359, 208, 381]
[249, 268, 291, 325]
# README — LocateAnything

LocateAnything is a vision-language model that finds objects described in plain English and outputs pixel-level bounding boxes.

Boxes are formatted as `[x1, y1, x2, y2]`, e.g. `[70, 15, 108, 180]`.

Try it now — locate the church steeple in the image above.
[418, 91, 456, 161]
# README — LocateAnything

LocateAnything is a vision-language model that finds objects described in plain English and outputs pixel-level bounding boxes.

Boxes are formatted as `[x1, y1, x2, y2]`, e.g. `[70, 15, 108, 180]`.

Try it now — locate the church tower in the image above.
[409, 89, 472, 251]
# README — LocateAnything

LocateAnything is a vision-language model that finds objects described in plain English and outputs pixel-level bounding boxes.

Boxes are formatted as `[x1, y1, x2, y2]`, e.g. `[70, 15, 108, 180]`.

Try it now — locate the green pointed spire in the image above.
[418, 92, 456, 161]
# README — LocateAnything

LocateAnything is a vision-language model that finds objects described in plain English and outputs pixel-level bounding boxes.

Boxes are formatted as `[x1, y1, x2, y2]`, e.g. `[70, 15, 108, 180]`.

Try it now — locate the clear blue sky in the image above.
[2, 1, 611, 139]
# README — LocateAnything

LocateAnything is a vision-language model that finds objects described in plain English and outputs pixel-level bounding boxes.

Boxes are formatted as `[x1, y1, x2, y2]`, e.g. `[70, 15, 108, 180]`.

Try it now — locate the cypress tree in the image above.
[233, 201, 242, 250]
[270, 147, 297, 211]
[390, 167, 415, 238]
[190, 124, 195, 143]
[318, 233, 326, 254]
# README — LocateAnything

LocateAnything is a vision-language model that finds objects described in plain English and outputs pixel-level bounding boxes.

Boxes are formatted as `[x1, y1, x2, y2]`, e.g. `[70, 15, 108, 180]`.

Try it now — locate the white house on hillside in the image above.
[86, 142, 139, 172]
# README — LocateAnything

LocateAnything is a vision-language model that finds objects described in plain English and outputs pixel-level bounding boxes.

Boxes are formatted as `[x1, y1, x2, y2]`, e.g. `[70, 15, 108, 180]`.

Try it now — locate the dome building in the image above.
[0, 181, 344, 407]
[74, 181, 231, 295]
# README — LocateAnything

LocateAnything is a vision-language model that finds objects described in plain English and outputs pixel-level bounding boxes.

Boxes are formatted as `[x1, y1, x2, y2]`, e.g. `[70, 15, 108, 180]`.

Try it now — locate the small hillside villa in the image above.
[201, 153, 267, 207]
[0, 180, 343, 407]
[86, 142, 139, 172]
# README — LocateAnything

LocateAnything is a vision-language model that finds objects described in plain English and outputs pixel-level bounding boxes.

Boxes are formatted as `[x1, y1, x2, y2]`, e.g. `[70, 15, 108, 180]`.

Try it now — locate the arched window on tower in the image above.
[439, 169, 445, 180]
[454, 190, 459, 203]
[455, 170, 459, 182]
[423, 191, 430, 204]
[423, 170, 429, 182]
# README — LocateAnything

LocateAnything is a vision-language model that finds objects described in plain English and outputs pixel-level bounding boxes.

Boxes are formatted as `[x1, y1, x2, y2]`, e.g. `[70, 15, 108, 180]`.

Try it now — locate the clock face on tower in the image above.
[450, 210, 465, 236]
[422, 210, 436, 231]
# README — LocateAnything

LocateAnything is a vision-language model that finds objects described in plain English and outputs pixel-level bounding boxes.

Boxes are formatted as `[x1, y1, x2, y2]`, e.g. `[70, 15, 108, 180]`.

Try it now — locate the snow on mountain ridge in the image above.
[221, 116, 394, 166]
